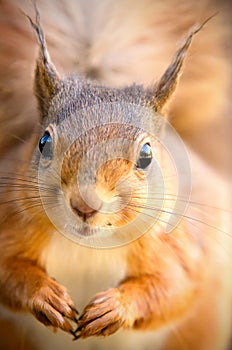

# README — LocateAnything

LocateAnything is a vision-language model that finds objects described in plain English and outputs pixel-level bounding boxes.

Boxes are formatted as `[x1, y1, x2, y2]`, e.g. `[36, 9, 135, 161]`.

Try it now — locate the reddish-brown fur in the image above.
[0, 1, 231, 350]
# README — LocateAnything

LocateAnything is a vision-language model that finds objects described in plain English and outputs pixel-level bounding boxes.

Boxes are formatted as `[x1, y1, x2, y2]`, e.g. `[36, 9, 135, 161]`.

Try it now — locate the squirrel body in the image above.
[1, 162, 231, 350]
[0, 1, 231, 350]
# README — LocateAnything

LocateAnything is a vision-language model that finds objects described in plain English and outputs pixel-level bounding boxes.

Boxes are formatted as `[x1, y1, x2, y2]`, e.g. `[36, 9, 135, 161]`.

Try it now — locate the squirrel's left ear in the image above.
[26, 4, 61, 118]
[148, 18, 212, 113]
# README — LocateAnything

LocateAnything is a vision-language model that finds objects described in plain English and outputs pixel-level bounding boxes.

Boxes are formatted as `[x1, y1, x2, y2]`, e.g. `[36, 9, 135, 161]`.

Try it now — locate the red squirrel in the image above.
[0, 1, 231, 350]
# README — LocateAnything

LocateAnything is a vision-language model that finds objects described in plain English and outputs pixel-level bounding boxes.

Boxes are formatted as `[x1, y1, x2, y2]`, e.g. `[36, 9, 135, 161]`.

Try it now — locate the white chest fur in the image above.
[44, 232, 128, 309]
[25, 232, 168, 350]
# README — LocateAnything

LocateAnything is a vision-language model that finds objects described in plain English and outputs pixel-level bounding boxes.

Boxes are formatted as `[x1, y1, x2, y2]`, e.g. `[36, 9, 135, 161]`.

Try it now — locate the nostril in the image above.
[73, 205, 97, 219]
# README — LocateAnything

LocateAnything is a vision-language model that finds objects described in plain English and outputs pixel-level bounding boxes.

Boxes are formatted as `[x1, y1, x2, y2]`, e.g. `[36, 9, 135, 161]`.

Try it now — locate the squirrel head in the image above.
[27, 6, 210, 247]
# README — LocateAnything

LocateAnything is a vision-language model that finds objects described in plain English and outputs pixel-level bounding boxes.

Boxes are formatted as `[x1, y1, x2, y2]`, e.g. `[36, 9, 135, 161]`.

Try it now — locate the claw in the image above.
[70, 305, 79, 315]
[77, 313, 84, 322]
[74, 323, 83, 333]
[72, 332, 81, 341]
[70, 329, 76, 336]
[70, 329, 79, 340]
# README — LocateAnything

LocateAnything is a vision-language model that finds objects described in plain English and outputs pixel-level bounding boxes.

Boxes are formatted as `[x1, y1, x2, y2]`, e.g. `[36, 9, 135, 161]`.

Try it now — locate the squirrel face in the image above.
[36, 78, 165, 245]
[28, 12, 204, 246]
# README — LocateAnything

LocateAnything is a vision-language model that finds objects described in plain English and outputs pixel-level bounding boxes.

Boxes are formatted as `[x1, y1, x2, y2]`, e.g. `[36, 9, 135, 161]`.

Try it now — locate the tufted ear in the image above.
[149, 15, 215, 113]
[26, 3, 61, 118]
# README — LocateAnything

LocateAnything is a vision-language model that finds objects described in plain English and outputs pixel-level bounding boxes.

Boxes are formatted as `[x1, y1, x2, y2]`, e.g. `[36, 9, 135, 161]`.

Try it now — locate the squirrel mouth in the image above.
[77, 224, 96, 237]
[74, 222, 110, 238]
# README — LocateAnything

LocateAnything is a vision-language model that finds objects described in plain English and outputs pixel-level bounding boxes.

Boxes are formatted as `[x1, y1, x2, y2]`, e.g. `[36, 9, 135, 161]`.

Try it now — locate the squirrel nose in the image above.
[71, 201, 97, 220]
[70, 185, 102, 221]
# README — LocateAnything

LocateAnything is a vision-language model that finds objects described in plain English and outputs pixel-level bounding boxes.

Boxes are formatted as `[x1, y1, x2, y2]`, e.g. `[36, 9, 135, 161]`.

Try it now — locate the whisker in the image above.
[0, 184, 58, 192]
[0, 194, 60, 206]
[126, 202, 232, 238]
[118, 191, 231, 213]
[0, 196, 60, 223]
[125, 205, 232, 256]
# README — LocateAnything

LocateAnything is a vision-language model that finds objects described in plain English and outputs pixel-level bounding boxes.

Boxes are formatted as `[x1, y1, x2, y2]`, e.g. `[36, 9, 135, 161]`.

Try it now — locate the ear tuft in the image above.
[25, 2, 61, 117]
[149, 14, 217, 113]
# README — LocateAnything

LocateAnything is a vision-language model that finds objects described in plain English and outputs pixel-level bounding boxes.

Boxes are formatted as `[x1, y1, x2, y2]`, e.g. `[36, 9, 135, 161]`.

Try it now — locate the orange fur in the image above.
[0, 1, 231, 350]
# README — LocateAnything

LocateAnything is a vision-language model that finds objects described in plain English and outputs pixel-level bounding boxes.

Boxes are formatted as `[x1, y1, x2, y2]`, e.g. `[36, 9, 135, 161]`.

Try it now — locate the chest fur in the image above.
[43, 232, 127, 309]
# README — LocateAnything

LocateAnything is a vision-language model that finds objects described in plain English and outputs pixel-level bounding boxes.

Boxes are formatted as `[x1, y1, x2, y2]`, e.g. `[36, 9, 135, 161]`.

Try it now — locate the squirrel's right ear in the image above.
[26, 5, 61, 118]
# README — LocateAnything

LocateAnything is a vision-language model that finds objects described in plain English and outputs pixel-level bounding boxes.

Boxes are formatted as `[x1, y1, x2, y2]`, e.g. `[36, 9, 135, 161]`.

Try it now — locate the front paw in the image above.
[74, 288, 126, 339]
[28, 277, 78, 334]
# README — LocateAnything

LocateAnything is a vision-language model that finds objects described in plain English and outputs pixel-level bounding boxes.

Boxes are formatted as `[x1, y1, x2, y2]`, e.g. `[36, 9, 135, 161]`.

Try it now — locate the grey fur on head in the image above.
[26, 2, 215, 121]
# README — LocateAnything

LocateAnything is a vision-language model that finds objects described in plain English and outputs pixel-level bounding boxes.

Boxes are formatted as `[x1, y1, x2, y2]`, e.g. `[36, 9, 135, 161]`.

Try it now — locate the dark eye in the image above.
[39, 131, 53, 159]
[136, 143, 152, 170]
